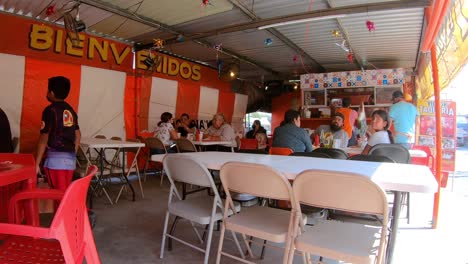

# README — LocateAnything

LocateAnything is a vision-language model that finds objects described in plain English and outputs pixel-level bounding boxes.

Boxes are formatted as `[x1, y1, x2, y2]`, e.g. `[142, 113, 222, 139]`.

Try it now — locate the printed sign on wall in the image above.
[417, 100, 456, 171]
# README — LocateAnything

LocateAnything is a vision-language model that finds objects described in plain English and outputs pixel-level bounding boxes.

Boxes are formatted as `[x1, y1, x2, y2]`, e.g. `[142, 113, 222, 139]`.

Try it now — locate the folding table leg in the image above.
[386, 191, 402, 264]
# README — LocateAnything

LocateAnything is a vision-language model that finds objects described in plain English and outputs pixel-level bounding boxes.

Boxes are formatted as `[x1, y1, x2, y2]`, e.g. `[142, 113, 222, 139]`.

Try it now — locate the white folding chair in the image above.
[143, 137, 167, 184]
[160, 155, 242, 264]
[115, 139, 144, 203]
[216, 162, 297, 264]
[288, 170, 389, 264]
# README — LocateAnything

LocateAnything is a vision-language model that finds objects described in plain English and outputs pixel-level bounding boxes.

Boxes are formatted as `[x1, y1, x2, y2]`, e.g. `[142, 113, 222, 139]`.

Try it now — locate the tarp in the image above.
[417, 0, 468, 99]
[0, 13, 247, 154]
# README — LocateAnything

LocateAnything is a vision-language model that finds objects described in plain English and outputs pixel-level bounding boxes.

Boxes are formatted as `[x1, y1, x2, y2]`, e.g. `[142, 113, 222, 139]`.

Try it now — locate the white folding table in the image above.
[81, 138, 145, 206]
[190, 140, 236, 152]
[152, 152, 437, 263]
[345, 147, 428, 158]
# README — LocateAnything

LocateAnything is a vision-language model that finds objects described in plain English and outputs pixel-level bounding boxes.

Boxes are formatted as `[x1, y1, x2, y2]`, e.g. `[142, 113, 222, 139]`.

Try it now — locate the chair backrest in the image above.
[368, 143, 410, 164]
[347, 154, 395, 163]
[411, 145, 435, 172]
[289, 152, 332, 159]
[50, 165, 98, 262]
[220, 162, 294, 202]
[175, 138, 197, 153]
[269, 147, 294, 156]
[239, 138, 258, 150]
[145, 137, 167, 154]
[293, 169, 388, 218]
[163, 155, 219, 198]
[125, 138, 141, 154]
[312, 148, 349, 159]
[293, 170, 388, 264]
[94, 135, 106, 139]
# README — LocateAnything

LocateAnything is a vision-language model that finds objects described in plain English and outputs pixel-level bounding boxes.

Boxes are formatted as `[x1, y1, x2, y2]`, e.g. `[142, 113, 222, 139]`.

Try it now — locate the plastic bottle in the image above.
[319, 130, 325, 148]
[314, 134, 320, 147]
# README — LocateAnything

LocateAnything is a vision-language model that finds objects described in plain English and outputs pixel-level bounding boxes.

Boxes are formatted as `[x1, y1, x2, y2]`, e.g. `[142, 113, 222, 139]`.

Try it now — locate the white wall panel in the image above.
[147, 77, 178, 131]
[78, 66, 126, 139]
[198, 86, 219, 120]
[0, 53, 25, 150]
[232, 93, 248, 132]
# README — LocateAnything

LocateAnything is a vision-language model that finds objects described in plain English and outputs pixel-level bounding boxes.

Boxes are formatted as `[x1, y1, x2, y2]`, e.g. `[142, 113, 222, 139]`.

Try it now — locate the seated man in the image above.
[177, 113, 196, 138]
[272, 109, 313, 152]
[204, 113, 237, 151]
[314, 112, 349, 148]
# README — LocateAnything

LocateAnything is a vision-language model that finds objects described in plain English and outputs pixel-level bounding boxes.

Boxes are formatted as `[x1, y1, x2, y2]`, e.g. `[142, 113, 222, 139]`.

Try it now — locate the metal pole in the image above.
[430, 44, 442, 229]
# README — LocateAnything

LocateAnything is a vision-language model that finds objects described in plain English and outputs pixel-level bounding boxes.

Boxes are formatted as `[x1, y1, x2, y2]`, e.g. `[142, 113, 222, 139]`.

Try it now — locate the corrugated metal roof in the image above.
[97, 0, 234, 26]
[0, 0, 431, 79]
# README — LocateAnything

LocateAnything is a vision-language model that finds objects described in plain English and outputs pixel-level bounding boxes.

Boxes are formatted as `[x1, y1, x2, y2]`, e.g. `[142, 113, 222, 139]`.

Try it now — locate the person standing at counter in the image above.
[335, 97, 358, 146]
[35, 76, 80, 191]
[272, 109, 313, 152]
[389, 91, 419, 148]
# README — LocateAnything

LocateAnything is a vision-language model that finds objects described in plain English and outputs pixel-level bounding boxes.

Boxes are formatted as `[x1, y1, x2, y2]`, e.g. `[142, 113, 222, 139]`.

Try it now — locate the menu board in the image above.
[417, 100, 456, 171]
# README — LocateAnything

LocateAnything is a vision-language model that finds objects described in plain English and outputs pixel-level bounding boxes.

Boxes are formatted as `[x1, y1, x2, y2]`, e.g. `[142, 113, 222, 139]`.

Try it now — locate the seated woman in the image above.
[153, 112, 178, 153]
[272, 109, 313, 152]
[245, 120, 267, 139]
[361, 110, 394, 154]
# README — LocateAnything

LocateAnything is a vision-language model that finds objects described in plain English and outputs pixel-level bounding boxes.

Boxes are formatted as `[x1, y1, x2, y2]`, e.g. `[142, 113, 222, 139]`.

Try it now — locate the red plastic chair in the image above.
[411, 145, 435, 174]
[269, 147, 294, 155]
[0, 165, 101, 264]
[239, 138, 258, 150]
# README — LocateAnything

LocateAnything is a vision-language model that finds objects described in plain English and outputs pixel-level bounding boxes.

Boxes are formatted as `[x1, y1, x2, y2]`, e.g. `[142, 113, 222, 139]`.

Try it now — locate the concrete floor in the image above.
[87, 174, 468, 264]
[91, 176, 298, 264]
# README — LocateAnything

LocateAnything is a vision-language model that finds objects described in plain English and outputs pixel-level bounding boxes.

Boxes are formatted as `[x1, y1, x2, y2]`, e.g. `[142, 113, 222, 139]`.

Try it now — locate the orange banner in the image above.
[0, 13, 133, 72]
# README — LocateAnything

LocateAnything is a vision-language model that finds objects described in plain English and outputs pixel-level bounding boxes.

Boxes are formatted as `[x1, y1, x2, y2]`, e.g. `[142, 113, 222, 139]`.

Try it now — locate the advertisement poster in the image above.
[417, 100, 456, 171]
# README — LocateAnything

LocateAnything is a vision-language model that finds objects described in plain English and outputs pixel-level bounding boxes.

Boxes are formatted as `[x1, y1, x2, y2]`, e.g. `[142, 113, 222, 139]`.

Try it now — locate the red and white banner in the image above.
[0, 13, 247, 154]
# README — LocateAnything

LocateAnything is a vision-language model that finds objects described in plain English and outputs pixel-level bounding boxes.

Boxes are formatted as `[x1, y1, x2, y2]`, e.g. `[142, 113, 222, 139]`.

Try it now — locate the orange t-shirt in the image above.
[336, 107, 358, 138]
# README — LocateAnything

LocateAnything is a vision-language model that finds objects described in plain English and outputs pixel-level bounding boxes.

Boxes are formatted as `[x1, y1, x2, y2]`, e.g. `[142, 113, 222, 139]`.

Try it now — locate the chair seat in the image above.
[225, 206, 292, 243]
[0, 235, 65, 263]
[295, 220, 382, 264]
[169, 196, 240, 225]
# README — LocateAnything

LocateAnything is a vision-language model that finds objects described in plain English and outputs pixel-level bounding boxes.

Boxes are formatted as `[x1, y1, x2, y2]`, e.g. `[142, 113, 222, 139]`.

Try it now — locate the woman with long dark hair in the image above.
[362, 110, 394, 154]
[245, 120, 267, 139]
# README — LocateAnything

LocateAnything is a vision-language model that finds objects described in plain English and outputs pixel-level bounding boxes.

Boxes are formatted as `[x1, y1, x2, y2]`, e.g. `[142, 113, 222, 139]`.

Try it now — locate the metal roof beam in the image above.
[160, 0, 430, 44]
[79, 0, 280, 76]
[325, 0, 363, 70]
[228, 0, 325, 72]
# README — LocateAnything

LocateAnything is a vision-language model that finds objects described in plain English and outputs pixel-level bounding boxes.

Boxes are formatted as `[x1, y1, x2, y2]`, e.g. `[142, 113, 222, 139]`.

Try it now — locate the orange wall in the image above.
[271, 93, 300, 133]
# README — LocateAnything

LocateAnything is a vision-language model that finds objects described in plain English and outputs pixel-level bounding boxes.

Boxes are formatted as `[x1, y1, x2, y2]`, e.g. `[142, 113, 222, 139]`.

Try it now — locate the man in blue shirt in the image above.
[272, 110, 313, 152]
[389, 91, 419, 148]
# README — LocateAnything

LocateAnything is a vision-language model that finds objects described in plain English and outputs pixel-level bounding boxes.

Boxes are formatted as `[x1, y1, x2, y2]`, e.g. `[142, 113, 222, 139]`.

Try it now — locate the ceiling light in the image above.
[265, 85, 269, 91]
[294, 83, 298, 90]
[258, 14, 347, 30]
[229, 71, 235, 77]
